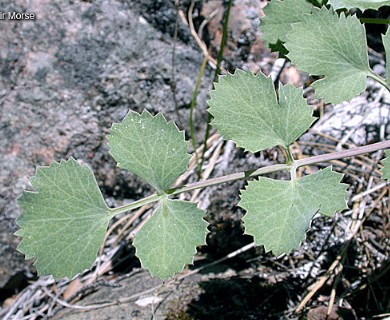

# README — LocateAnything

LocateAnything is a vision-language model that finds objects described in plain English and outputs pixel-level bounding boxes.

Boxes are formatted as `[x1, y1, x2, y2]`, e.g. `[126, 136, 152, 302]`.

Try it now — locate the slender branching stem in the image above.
[190, 55, 209, 178]
[200, 0, 233, 172]
[359, 18, 390, 25]
[368, 70, 390, 93]
[110, 140, 390, 216]
[290, 162, 297, 181]
[168, 163, 290, 195]
[282, 146, 297, 180]
[109, 194, 161, 216]
[295, 139, 390, 167]
[171, 0, 181, 126]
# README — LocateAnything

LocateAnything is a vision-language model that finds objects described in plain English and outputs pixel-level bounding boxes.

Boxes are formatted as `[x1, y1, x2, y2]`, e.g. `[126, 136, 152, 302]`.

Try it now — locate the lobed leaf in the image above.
[285, 7, 371, 104]
[328, 0, 390, 11]
[208, 69, 316, 153]
[381, 150, 390, 180]
[239, 168, 348, 255]
[133, 199, 208, 280]
[16, 158, 112, 280]
[260, 0, 316, 53]
[108, 110, 190, 193]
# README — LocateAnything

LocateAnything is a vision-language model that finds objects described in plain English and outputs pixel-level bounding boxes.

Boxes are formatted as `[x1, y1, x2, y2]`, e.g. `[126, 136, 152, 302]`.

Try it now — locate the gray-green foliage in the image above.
[285, 7, 371, 103]
[108, 110, 190, 193]
[260, 0, 315, 52]
[208, 70, 316, 152]
[133, 199, 207, 279]
[16, 1, 390, 281]
[17, 111, 207, 280]
[381, 150, 390, 180]
[328, 0, 390, 11]
[108, 111, 208, 279]
[239, 168, 348, 255]
[16, 159, 112, 279]
[383, 29, 390, 85]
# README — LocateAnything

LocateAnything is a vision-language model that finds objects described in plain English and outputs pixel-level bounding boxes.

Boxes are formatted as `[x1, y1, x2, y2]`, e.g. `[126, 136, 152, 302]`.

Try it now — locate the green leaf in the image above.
[133, 199, 207, 280]
[208, 70, 316, 153]
[381, 150, 390, 180]
[285, 7, 371, 104]
[108, 110, 190, 193]
[239, 168, 348, 255]
[328, 0, 390, 11]
[261, 0, 315, 51]
[16, 158, 112, 279]
[383, 28, 390, 85]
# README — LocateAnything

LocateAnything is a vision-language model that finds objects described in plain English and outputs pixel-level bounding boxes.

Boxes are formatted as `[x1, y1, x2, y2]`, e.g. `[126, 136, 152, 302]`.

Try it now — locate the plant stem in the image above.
[282, 146, 297, 180]
[296, 139, 390, 167]
[190, 55, 209, 179]
[283, 146, 295, 164]
[368, 70, 390, 93]
[110, 140, 390, 216]
[168, 164, 291, 195]
[171, 0, 181, 126]
[200, 0, 233, 173]
[109, 194, 161, 216]
[359, 18, 390, 25]
[213, 0, 232, 82]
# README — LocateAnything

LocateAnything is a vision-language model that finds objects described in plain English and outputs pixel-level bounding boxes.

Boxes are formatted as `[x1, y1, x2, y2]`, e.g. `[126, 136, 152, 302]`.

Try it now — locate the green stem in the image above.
[282, 146, 297, 180]
[290, 163, 297, 181]
[171, 0, 181, 126]
[109, 194, 161, 216]
[190, 55, 209, 179]
[168, 164, 291, 195]
[283, 146, 295, 164]
[359, 18, 390, 25]
[368, 70, 390, 93]
[109, 139, 390, 216]
[213, 0, 232, 82]
[200, 0, 233, 172]
[296, 139, 390, 168]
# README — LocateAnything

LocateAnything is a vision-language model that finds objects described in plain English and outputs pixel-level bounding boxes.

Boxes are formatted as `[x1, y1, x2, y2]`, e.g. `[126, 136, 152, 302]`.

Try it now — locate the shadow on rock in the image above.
[185, 277, 293, 320]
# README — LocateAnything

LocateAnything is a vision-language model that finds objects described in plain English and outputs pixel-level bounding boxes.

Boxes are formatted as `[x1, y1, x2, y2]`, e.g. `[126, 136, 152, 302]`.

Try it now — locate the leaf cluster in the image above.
[16, 0, 390, 280]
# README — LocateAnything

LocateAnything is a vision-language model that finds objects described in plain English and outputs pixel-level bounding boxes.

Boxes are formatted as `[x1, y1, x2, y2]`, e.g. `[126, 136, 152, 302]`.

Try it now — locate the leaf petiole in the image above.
[109, 193, 162, 216]
[359, 18, 390, 25]
[367, 70, 390, 93]
[109, 139, 390, 216]
[282, 146, 297, 180]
